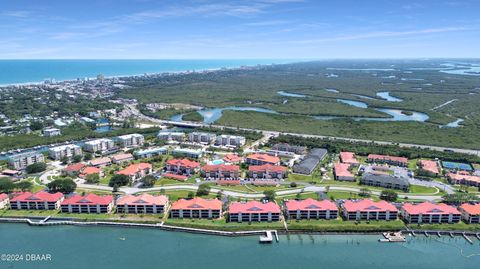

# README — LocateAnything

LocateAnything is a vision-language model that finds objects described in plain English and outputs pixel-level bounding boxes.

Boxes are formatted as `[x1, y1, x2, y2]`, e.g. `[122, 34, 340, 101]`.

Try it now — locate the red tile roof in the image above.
[286, 198, 337, 211]
[163, 173, 188, 181]
[0, 193, 8, 201]
[117, 163, 152, 176]
[62, 193, 113, 206]
[368, 154, 408, 164]
[402, 202, 460, 215]
[111, 153, 133, 162]
[64, 163, 86, 172]
[334, 163, 354, 178]
[246, 153, 280, 164]
[340, 152, 359, 164]
[166, 158, 200, 169]
[460, 203, 480, 215]
[11, 191, 64, 203]
[82, 166, 101, 175]
[117, 194, 168, 206]
[248, 164, 287, 173]
[171, 197, 222, 210]
[343, 199, 397, 212]
[229, 201, 280, 214]
[223, 154, 243, 163]
[90, 157, 111, 166]
[202, 164, 240, 173]
[446, 173, 480, 184]
[217, 180, 241, 185]
[419, 160, 439, 174]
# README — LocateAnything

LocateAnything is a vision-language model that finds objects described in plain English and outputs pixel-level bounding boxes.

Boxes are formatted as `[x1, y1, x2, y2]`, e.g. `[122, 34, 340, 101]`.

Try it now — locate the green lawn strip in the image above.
[164, 218, 284, 231]
[406, 222, 480, 232]
[286, 219, 406, 232]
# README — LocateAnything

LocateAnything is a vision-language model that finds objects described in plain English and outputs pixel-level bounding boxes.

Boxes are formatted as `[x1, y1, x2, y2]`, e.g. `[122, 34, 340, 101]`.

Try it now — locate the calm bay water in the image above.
[1, 223, 479, 269]
[0, 59, 289, 85]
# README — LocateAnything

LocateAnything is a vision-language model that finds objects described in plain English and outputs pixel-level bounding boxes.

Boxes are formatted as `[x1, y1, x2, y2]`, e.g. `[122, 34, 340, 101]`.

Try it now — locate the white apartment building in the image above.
[215, 135, 246, 148]
[188, 132, 216, 144]
[48, 144, 82, 160]
[84, 138, 115, 153]
[8, 151, 45, 170]
[43, 128, 61, 137]
[157, 131, 185, 142]
[117, 133, 144, 148]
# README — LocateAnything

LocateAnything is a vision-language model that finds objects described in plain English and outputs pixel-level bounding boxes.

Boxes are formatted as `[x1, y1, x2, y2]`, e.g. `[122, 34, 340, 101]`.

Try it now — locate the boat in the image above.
[119, 237, 126, 241]
[379, 232, 406, 243]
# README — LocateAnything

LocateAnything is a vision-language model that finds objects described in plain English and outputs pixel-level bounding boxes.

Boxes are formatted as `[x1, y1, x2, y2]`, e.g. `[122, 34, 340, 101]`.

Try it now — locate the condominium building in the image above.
[10, 191, 64, 210]
[215, 135, 246, 148]
[229, 201, 281, 222]
[360, 173, 410, 192]
[171, 148, 203, 159]
[84, 138, 115, 153]
[367, 154, 408, 167]
[292, 148, 328, 175]
[245, 153, 280, 166]
[165, 159, 199, 176]
[342, 199, 398, 221]
[459, 203, 480, 224]
[43, 127, 61, 137]
[334, 163, 355, 181]
[111, 153, 134, 164]
[48, 144, 82, 160]
[117, 194, 169, 214]
[117, 133, 144, 148]
[134, 147, 168, 159]
[0, 193, 9, 209]
[339, 152, 359, 165]
[61, 194, 114, 214]
[170, 198, 222, 219]
[401, 202, 461, 224]
[286, 198, 338, 220]
[117, 163, 153, 182]
[271, 143, 307, 154]
[247, 164, 287, 180]
[201, 164, 240, 180]
[157, 131, 186, 142]
[188, 132, 216, 144]
[7, 151, 45, 170]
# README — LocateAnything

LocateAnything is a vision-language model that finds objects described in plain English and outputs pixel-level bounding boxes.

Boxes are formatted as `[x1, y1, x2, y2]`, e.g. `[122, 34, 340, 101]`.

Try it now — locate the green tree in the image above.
[15, 180, 33, 191]
[358, 188, 371, 198]
[47, 178, 77, 194]
[109, 174, 130, 187]
[72, 155, 83, 163]
[85, 173, 100, 184]
[30, 121, 44, 131]
[60, 156, 69, 165]
[0, 178, 15, 193]
[141, 175, 156, 188]
[196, 183, 211, 196]
[380, 190, 398, 202]
[84, 152, 93, 161]
[187, 191, 195, 199]
[263, 190, 276, 201]
[26, 162, 47, 174]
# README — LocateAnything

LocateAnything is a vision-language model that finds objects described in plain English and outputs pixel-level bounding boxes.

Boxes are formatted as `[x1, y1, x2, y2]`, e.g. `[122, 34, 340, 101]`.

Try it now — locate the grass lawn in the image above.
[164, 218, 284, 231]
[0, 209, 165, 223]
[154, 178, 192, 186]
[286, 218, 406, 232]
[407, 222, 480, 232]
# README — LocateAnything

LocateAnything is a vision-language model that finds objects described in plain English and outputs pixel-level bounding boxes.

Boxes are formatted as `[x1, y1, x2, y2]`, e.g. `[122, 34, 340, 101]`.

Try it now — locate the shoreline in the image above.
[0, 60, 290, 88]
[1, 216, 479, 238]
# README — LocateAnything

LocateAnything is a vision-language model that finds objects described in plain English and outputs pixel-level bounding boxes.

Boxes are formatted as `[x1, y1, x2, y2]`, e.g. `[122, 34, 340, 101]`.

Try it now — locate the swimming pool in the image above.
[211, 159, 225, 165]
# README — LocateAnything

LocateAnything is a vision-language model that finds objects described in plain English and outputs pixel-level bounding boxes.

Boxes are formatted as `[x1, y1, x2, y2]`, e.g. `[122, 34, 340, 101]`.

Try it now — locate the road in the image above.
[75, 183, 445, 201]
[125, 103, 480, 156]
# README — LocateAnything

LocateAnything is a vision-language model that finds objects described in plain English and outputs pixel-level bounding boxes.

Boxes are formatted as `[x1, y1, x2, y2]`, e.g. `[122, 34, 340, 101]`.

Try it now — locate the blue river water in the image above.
[0, 59, 290, 85]
[0, 223, 479, 269]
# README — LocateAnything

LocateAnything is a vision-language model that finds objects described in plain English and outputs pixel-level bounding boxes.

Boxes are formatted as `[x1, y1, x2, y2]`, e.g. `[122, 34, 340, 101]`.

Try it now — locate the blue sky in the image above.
[1, 0, 479, 59]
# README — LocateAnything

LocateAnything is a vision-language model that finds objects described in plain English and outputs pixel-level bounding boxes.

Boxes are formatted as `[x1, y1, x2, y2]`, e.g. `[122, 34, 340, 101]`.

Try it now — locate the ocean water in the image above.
[0, 223, 479, 269]
[0, 59, 290, 85]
